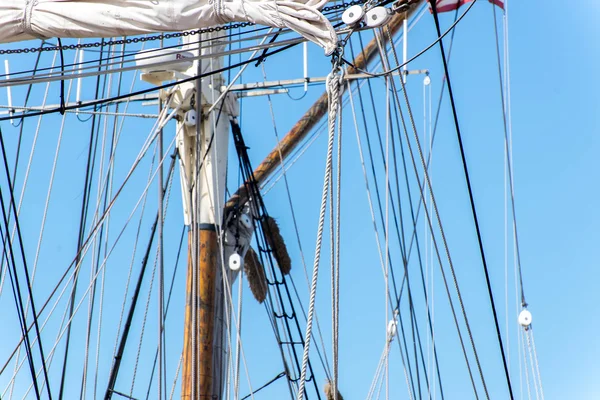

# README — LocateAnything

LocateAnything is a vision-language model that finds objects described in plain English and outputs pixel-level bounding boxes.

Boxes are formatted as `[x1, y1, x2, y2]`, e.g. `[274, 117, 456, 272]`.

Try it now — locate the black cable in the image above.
[104, 149, 178, 400]
[0, 207, 41, 400]
[0, 130, 53, 399]
[347, 35, 421, 397]
[341, 0, 477, 78]
[145, 225, 186, 400]
[490, 2, 527, 307]
[0, 41, 301, 123]
[0, 40, 46, 298]
[57, 38, 66, 115]
[428, 1, 514, 398]
[58, 39, 108, 400]
[240, 371, 287, 400]
[230, 119, 323, 399]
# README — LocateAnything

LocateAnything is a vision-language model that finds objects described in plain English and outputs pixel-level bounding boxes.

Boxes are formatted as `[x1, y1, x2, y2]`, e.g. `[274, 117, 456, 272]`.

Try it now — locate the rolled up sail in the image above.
[0, 0, 338, 54]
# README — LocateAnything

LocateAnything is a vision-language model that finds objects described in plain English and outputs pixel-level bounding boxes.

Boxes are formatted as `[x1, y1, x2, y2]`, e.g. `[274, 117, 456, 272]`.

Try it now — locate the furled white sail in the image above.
[0, 0, 338, 54]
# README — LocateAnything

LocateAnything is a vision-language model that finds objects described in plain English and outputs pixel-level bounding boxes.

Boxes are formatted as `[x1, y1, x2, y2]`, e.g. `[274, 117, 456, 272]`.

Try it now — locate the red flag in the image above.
[433, 0, 504, 13]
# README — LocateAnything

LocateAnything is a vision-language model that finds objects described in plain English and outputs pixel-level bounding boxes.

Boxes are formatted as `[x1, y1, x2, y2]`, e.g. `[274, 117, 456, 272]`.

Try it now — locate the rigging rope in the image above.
[260, 61, 333, 381]
[528, 328, 544, 399]
[297, 59, 343, 400]
[429, 2, 515, 398]
[0, 130, 52, 399]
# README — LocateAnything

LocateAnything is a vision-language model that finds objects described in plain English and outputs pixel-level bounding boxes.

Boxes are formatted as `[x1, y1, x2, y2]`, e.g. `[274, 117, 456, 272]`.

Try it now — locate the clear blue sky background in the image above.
[0, 0, 598, 399]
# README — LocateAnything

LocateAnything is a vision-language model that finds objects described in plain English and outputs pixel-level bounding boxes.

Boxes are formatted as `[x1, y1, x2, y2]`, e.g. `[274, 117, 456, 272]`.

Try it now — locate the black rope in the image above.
[240, 371, 286, 400]
[348, 34, 421, 398]
[384, 28, 484, 400]
[429, 1, 514, 398]
[0, 40, 46, 317]
[0, 129, 53, 399]
[490, 2, 527, 307]
[0, 41, 301, 123]
[0, 205, 41, 400]
[104, 149, 178, 400]
[145, 225, 186, 400]
[57, 39, 108, 400]
[57, 38, 66, 115]
[230, 119, 322, 399]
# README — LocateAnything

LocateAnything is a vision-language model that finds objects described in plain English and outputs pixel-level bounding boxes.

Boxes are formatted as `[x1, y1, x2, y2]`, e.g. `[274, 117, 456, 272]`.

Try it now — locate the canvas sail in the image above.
[0, 0, 337, 54]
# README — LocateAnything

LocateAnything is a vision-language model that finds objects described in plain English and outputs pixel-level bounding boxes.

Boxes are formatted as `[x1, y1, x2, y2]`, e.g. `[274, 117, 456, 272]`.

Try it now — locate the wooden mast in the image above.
[182, 230, 219, 398]
[225, 1, 424, 210]
[179, 32, 233, 400]
[179, 3, 423, 398]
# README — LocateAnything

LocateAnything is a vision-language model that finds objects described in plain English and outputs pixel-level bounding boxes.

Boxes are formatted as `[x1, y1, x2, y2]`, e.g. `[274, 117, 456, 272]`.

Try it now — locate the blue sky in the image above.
[0, 0, 598, 399]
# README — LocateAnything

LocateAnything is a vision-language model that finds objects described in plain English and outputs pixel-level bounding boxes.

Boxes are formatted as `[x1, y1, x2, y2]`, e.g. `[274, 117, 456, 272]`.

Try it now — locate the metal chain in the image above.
[0, 0, 366, 56]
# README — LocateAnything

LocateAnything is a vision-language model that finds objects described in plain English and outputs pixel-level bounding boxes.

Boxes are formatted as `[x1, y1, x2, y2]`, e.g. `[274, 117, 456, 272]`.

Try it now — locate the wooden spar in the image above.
[224, 1, 424, 211]
[182, 229, 219, 399]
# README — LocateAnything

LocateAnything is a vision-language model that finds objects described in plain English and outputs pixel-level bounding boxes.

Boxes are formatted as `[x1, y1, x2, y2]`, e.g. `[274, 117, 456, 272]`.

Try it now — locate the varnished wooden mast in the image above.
[182, 229, 219, 399]
[180, 4, 425, 398]
[179, 31, 231, 399]
[225, 1, 424, 211]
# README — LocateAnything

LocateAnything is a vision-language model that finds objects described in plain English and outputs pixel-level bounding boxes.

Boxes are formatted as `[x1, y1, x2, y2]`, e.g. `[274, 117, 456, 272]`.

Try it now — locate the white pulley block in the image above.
[423, 75, 431, 86]
[364, 7, 391, 28]
[518, 309, 532, 327]
[240, 213, 253, 230]
[387, 319, 397, 338]
[184, 109, 197, 127]
[229, 253, 242, 271]
[342, 5, 364, 26]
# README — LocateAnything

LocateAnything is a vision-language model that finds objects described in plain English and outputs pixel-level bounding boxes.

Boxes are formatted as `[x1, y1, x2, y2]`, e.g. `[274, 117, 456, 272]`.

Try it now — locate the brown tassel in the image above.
[261, 216, 292, 275]
[244, 247, 267, 303]
[324, 381, 344, 400]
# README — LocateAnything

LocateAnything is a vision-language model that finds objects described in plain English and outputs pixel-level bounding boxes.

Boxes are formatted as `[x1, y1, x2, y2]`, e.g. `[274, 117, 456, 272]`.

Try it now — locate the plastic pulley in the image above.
[518, 309, 532, 327]
[342, 5, 364, 26]
[240, 213, 252, 230]
[229, 253, 242, 271]
[364, 7, 391, 28]
[387, 319, 397, 338]
[184, 109, 197, 127]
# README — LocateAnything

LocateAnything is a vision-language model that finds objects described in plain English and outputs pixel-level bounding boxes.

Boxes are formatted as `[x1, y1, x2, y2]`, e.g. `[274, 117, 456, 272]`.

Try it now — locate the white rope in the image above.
[233, 274, 243, 400]
[525, 328, 542, 400]
[6, 47, 78, 400]
[3, 128, 175, 397]
[297, 65, 343, 400]
[383, 35, 390, 400]
[346, 83, 387, 281]
[528, 328, 544, 400]
[366, 342, 391, 400]
[260, 61, 332, 381]
[169, 351, 184, 400]
[0, 49, 58, 301]
[18, 135, 177, 398]
[2, 48, 59, 400]
[521, 328, 533, 400]
[332, 60, 343, 400]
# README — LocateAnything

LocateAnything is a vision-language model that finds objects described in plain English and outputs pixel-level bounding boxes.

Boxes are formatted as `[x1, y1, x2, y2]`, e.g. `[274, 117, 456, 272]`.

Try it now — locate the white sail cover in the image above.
[0, 0, 337, 54]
